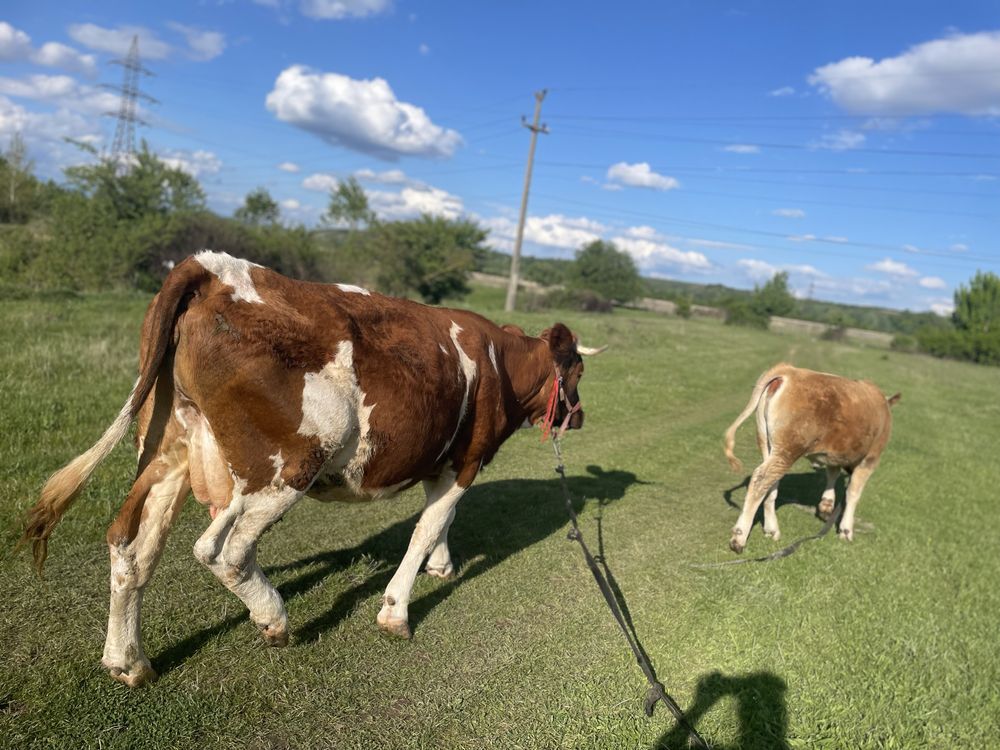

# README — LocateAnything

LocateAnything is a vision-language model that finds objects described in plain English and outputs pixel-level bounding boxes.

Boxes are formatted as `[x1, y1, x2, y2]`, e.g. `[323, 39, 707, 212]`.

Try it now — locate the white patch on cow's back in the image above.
[438, 322, 478, 460]
[195, 250, 264, 304]
[298, 340, 377, 494]
[488, 341, 498, 375]
[336, 283, 371, 295]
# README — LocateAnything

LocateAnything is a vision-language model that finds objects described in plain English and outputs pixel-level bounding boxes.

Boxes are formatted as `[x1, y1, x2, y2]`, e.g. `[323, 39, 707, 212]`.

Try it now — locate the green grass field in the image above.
[2, 286, 998, 749]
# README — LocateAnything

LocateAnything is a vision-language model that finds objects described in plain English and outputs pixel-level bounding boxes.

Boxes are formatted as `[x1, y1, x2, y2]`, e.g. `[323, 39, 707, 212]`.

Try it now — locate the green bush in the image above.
[724, 299, 769, 329]
[890, 334, 918, 353]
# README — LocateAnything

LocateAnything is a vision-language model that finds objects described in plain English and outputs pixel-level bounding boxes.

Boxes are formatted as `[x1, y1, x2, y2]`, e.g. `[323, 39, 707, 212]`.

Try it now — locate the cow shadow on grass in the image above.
[152, 464, 646, 673]
[653, 671, 788, 750]
[722, 469, 848, 520]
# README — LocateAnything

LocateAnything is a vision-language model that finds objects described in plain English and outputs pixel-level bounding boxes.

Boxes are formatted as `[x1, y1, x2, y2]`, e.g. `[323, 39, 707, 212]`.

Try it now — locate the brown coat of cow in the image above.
[723, 363, 899, 553]
[22, 251, 601, 686]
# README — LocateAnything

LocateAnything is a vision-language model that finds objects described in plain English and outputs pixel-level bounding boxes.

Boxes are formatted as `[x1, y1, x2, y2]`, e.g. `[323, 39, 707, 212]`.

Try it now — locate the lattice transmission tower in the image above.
[102, 35, 157, 169]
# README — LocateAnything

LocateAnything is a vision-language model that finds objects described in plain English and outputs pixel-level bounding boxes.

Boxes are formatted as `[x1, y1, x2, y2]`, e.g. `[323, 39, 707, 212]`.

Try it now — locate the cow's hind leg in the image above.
[756, 418, 781, 542]
[378, 469, 467, 638]
[103, 448, 189, 686]
[424, 506, 457, 579]
[839, 461, 876, 542]
[730, 456, 790, 553]
[818, 467, 840, 518]
[194, 483, 303, 646]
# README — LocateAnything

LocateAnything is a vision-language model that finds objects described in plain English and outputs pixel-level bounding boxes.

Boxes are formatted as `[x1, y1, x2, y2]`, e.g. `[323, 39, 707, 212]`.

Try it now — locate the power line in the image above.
[103, 35, 157, 168]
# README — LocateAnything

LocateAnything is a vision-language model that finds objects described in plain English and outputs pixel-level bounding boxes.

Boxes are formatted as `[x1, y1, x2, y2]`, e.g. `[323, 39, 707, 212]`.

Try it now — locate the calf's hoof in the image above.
[763, 529, 781, 542]
[425, 563, 454, 580]
[377, 616, 412, 640]
[259, 622, 289, 647]
[729, 538, 745, 554]
[838, 528, 854, 542]
[104, 659, 157, 688]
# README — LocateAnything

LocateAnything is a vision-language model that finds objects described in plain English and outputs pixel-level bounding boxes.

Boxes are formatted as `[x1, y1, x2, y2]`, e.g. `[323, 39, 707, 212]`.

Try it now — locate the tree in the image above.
[952, 271, 1000, 333]
[369, 215, 487, 303]
[568, 240, 642, 303]
[2, 132, 35, 223]
[235, 187, 280, 226]
[323, 176, 374, 229]
[752, 271, 795, 318]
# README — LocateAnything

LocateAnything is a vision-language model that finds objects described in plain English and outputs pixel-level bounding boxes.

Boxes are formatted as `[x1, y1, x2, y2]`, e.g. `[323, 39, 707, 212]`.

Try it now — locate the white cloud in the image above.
[769, 86, 795, 97]
[919, 276, 947, 289]
[355, 167, 410, 184]
[0, 73, 122, 117]
[614, 236, 712, 272]
[867, 257, 919, 277]
[167, 23, 226, 62]
[723, 143, 760, 154]
[278, 161, 300, 172]
[280, 198, 301, 210]
[809, 30, 1000, 116]
[824, 235, 850, 243]
[601, 182, 624, 191]
[949, 243, 968, 252]
[0, 22, 32, 60]
[299, 0, 392, 20]
[902, 243, 923, 254]
[0, 94, 104, 174]
[772, 207, 805, 218]
[738, 258, 827, 282]
[484, 213, 606, 252]
[0, 23, 97, 77]
[606, 161, 679, 191]
[302, 172, 339, 192]
[679, 236, 754, 251]
[624, 225, 659, 240]
[812, 129, 866, 151]
[68, 23, 172, 59]
[788, 234, 816, 242]
[931, 300, 955, 316]
[369, 185, 463, 220]
[419, 43, 430, 55]
[160, 149, 222, 178]
[265, 65, 462, 159]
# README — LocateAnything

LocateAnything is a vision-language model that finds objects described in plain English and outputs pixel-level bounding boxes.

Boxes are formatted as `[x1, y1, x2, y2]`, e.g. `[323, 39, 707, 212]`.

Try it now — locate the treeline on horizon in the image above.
[1, 139, 997, 366]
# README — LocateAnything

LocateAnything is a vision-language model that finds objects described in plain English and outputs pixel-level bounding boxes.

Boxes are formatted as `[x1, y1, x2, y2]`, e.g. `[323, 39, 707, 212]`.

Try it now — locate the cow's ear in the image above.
[545, 323, 576, 364]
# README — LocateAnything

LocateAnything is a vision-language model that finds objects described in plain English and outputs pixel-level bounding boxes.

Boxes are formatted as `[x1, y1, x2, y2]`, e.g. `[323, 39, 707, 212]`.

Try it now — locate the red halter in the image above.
[540, 369, 582, 442]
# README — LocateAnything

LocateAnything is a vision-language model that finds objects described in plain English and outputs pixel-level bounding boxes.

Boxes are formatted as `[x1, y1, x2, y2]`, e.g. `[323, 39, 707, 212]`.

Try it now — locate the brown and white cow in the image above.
[22, 251, 603, 687]
[722, 363, 899, 553]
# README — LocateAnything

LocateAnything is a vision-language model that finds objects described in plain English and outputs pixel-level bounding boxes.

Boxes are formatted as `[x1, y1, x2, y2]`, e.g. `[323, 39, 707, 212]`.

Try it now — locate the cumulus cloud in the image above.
[265, 65, 462, 160]
[812, 129, 866, 151]
[68, 23, 173, 59]
[738, 258, 827, 282]
[919, 276, 947, 289]
[931, 300, 955, 316]
[867, 257, 919, 277]
[0, 94, 104, 173]
[0, 73, 121, 117]
[0, 23, 97, 76]
[280, 198, 301, 210]
[302, 172, 339, 192]
[300, 0, 392, 20]
[278, 161, 300, 172]
[355, 167, 410, 184]
[723, 143, 760, 154]
[167, 23, 226, 61]
[772, 207, 805, 218]
[159, 149, 222, 178]
[612, 236, 712, 272]
[369, 184, 463, 220]
[809, 30, 1000, 116]
[606, 161, 679, 191]
[483, 214, 606, 252]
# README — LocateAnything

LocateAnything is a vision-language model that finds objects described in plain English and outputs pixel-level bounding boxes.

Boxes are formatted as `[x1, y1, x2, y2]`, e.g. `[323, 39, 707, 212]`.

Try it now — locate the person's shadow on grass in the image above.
[152, 464, 647, 673]
[654, 671, 788, 750]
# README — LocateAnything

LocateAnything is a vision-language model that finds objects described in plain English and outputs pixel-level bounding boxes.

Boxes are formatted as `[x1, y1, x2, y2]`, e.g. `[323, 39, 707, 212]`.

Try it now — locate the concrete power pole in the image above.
[504, 89, 548, 312]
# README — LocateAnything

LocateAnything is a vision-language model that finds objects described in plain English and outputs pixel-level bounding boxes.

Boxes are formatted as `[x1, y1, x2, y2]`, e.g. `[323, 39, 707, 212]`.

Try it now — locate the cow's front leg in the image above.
[424, 506, 457, 579]
[378, 469, 467, 638]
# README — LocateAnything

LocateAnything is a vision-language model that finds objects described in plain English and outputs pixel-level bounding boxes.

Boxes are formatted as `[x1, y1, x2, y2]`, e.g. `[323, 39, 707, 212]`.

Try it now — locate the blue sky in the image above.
[2, 1, 998, 313]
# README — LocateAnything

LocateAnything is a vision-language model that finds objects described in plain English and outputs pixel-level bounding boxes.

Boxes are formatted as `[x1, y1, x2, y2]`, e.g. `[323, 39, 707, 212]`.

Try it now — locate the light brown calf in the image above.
[723, 363, 900, 553]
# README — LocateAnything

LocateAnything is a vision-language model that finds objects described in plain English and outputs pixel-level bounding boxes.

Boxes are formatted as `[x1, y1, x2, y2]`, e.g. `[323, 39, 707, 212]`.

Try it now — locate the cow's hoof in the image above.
[729, 538, 745, 554]
[838, 528, 854, 542]
[104, 660, 157, 688]
[377, 617, 412, 640]
[260, 623, 289, 647]
[425, 563, 454, 580]
[764, 529, 781, 541]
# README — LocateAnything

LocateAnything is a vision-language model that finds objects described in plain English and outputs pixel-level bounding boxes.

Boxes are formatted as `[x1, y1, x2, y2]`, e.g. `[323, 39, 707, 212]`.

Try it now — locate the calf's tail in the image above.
[20, 257, 209, 574]
[723, 366, 786, 473]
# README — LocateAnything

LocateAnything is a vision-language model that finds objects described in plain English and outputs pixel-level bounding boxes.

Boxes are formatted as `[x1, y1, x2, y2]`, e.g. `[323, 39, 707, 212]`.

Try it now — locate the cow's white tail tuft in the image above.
[723, 366, 787, 473]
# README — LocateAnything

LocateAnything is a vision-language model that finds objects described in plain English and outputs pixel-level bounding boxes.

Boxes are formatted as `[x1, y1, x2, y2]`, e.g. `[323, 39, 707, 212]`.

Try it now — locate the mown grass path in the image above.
[1, 287, 998, 749]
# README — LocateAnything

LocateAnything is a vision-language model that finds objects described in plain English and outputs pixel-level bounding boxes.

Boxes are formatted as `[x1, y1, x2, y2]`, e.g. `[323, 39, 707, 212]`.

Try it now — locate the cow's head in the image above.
[542, 323, 606, 433]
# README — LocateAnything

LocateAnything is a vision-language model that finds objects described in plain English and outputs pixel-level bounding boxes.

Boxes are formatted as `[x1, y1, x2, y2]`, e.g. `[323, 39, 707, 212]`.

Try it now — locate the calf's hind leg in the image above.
[730, 456, 790, 553]
[103, 447, 190, 687]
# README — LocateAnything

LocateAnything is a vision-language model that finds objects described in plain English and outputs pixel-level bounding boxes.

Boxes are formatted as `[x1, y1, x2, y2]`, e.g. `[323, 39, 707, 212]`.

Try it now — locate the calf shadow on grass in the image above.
[722, 470, 847, 518]
[152, 464, 646, 674]
[653, 671, 788, 750]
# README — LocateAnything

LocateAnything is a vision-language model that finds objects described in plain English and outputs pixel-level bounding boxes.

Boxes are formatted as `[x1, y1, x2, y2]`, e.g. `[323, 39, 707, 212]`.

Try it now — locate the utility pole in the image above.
[103, 35, 157, 171]
[504, 89, 548, 312]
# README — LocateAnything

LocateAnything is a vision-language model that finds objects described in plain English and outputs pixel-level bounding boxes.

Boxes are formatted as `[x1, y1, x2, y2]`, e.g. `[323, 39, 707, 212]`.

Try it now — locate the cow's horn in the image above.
[577, 344, 608, 356]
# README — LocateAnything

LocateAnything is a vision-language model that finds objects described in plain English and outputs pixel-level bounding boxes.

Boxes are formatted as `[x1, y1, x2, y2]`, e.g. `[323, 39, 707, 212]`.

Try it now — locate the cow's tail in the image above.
[723, 366, 787, 473]
[20, 257, 209, 574]
[887, 392, 902, 408]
